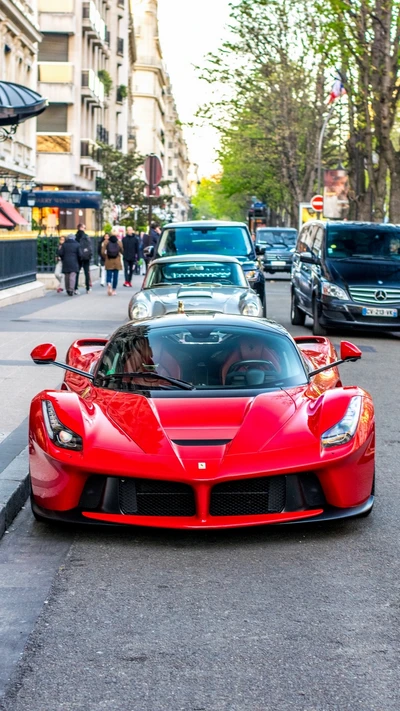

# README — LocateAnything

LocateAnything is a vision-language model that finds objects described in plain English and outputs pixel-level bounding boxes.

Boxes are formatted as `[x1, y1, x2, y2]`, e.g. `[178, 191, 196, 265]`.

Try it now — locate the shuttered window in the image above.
[38, 33, 69, 62]
[37, 104, 68, 133]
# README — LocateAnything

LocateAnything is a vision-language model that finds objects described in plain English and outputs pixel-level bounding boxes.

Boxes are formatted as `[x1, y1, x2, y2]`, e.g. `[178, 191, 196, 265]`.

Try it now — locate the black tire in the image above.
[291, 290, 305, 326]
[312, 298, 328, 336]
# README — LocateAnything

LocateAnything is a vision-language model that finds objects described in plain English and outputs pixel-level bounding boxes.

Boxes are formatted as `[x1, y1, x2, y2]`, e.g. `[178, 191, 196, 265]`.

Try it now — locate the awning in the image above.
[0, 212, 14, 228]
[0, 81, 48, 127]
[0, 198, 28, 225]
[20, 190, 103, 210]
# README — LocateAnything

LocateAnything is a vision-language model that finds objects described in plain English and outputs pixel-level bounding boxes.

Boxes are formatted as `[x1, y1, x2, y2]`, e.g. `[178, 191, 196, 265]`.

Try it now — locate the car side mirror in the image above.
[31, 343, 57, 364]
[299, 252, 317, 265]
[255, 245, 266, 255]
[144, 245, 154, 258]
[30, 343, 94, 380]
[340, 341, 362, 362]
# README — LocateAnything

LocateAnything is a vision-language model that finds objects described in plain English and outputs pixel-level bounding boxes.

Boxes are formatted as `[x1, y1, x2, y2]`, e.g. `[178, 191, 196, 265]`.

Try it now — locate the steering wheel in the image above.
[227, 359, 278, 374]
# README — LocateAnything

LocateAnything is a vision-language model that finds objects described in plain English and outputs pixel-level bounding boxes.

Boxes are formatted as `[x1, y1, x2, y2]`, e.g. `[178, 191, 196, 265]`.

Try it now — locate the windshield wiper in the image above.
[100, 371, 194, 390]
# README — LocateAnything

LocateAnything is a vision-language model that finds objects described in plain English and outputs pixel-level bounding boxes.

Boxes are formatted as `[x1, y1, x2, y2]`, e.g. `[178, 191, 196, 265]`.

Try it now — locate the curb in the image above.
[0, 281, 45, 310]
[0, 448, 29, 540]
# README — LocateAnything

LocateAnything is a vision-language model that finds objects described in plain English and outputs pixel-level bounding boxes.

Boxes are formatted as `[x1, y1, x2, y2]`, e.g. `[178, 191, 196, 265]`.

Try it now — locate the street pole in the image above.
[317, 104, 335, 197]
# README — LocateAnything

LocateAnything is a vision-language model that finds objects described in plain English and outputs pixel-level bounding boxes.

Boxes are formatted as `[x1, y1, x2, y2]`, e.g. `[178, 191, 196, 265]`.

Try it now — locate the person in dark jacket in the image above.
[122, 227, 139, 286]
[101, 230, 124, 295]
[98, 234, 108, 286]
[143, 223, 161, 271]
[74, 223, 93, 293]
[58, 234, 82, 296]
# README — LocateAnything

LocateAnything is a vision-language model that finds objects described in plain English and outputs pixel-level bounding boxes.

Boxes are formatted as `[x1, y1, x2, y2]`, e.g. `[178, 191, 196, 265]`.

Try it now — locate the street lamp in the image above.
[26, 190, 36, 207]
[11, 186, 21, 206]
[0, 182, 9, 200]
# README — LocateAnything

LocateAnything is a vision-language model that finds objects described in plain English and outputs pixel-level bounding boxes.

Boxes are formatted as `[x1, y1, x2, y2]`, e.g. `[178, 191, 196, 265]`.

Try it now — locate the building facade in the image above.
[0, 0, 41, 180]
[35, 0, 135, 230]
[132, 0, 190, 222]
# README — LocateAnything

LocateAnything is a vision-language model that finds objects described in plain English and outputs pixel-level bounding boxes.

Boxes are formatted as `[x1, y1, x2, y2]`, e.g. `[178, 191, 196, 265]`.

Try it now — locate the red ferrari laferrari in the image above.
[29, 314, 375, 529]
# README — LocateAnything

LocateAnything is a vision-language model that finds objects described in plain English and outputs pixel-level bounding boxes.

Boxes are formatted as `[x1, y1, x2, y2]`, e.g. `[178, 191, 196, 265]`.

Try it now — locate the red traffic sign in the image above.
[144, 154, 163, 188]
[310, 194, 324, 212]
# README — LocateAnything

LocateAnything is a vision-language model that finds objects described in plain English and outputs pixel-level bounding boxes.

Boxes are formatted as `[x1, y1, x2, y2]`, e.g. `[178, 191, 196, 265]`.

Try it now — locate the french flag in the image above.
[328, 72, 346, 104]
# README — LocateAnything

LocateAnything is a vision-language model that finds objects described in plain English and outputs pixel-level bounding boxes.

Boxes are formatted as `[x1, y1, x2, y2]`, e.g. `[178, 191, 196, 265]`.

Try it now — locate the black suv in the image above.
[151, 221, 267, 315]
[256, 227, 297, 274]
[291, 221, 400, 334]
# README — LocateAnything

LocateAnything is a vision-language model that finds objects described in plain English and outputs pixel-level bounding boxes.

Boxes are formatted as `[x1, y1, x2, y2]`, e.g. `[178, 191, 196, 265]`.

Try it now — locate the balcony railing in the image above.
[38, 62, 74, 83]
[39, 0, 74, 11]
[117, 37, 124, 55]
[82, 1, 106, 43]
[96, 125, 109, 144]
[115, 134, 123, 150]
[81, 140, 101, 163]
[81, 69, 104, 103]
[37, 133, 72, 153]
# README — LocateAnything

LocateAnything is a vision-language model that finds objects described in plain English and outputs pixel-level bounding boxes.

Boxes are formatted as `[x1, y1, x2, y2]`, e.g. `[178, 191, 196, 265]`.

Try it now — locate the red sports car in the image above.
[29, 314, 375, 528]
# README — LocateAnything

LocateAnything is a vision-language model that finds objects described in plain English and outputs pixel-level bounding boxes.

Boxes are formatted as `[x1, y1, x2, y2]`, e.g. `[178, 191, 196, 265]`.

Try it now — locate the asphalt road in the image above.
[0, 276, 399, 711]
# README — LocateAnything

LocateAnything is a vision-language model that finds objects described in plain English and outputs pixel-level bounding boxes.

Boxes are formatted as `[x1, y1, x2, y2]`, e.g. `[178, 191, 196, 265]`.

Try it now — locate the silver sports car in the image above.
[128, 255, 264, 321]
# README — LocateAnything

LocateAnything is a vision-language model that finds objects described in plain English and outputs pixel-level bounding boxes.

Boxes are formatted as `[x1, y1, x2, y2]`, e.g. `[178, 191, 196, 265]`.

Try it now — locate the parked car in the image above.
[145, 221, 267, 316]
[29, 316, 374, 528]
[128, 254, 263, 320]
[256, 227, 298, 274]
[291, 220, 400, 335]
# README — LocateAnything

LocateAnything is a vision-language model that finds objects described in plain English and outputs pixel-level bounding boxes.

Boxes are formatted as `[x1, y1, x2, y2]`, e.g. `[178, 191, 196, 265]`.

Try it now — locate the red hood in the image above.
[105, 390, 296, 455]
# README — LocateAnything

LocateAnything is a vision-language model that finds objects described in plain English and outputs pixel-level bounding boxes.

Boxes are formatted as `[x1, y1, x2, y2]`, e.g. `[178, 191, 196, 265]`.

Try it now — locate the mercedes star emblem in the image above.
[375, 290, 387, 302]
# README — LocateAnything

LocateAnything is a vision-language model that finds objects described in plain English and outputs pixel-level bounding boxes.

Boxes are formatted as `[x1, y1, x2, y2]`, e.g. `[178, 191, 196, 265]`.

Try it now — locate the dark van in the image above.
[153, 221, 267, 314]
[291, 221, 400, 335]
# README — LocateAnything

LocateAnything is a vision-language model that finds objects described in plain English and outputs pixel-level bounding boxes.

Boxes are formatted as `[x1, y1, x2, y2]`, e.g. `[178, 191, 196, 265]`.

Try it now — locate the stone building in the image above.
[131, 0, 190, 222]
[0, 0, 41, 181]
[35, 0, 136, 229]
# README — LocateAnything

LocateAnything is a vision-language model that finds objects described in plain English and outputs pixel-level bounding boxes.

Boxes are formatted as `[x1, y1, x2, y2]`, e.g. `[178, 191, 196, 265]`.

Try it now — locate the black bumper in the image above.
[319, 298, 400, 331]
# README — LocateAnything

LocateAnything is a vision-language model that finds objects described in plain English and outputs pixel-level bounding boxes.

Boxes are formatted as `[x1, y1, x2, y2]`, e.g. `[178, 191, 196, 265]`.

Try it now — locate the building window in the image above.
[168, 169, 173, 176]
[37, 104, 68, 132]
[38, 33, 69, 62]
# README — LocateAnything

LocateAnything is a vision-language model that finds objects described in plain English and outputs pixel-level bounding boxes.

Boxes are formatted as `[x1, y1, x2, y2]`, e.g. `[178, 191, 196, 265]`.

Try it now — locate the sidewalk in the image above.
[0, 274, 143, 538]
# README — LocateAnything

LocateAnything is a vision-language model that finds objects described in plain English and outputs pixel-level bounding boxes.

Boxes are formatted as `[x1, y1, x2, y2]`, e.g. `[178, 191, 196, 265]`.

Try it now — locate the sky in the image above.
[157, 0, 231, 177]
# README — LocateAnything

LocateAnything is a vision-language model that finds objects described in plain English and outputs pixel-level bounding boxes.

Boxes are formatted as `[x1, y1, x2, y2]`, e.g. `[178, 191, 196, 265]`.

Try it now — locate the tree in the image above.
[198, 0, 327, 224]
[313, 0, 400, 221]
[98, 144, 172, 225]
[191, 177, 246, 220]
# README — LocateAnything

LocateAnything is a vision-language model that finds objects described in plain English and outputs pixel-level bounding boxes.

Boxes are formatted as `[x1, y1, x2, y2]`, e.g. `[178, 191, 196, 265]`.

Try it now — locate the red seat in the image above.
[124, 340, 181, 381]
[222, 339, 281, 384]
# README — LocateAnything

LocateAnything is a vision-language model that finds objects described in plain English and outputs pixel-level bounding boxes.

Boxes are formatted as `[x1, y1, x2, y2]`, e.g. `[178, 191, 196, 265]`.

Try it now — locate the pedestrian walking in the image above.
[74, 223, 93, 293]
[57, 233, 82, 296]
[98, 234, 107, 286]
[101, 230, 123, 295]
[122, 227, 139, 287]
[55, 235, 65, 293]
[143, 223, 160, 271]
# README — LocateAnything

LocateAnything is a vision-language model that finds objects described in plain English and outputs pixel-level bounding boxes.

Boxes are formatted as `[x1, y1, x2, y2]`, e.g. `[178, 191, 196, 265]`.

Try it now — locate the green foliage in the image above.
[98, 69, 113, 97]
[103, 222, 112, 234]
[191, 178, 246, 221]
[117, 84, 128, 99]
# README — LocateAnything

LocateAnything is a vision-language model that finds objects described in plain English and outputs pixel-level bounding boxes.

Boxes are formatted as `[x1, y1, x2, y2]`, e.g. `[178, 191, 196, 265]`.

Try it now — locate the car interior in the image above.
[97, 326, 307, 391]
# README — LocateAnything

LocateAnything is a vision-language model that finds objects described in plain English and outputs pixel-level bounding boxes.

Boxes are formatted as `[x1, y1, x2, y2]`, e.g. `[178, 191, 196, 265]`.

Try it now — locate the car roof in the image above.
[302, 220, 400, 229]
[161, 220, 248, 229]
[257, 226, 297, 230]
[149, 254, 242, 265]
[116, 313, 290, 338]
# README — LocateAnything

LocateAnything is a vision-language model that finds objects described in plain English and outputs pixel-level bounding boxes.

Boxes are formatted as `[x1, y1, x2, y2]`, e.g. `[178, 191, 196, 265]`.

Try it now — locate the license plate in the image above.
[362, 307, 398, 317]
[270, 260, 286, 266]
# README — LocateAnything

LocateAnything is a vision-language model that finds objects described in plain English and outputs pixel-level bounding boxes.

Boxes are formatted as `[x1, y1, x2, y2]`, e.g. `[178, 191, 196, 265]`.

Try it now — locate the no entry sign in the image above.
[310, 194, 324, 212]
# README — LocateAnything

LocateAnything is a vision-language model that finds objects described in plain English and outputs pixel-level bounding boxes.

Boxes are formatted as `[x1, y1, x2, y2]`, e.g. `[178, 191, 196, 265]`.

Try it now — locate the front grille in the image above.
[349, 286, 400, 305]
[119, 478, 196, 517]
[210, 476, 286, 516]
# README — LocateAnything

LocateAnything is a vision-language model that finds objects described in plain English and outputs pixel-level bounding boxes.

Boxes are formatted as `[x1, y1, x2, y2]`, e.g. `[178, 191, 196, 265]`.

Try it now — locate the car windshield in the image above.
[157, 226, 254, 259]
[327, 225, 400, 260]
[144, 261, 248, 288]
[95, 324, 307, 392]
[256, 229, 297, 247]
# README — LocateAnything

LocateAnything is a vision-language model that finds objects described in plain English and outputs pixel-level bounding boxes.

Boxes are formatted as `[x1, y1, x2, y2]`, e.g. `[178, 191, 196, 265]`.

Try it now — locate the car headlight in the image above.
[241, 301, 260, 316]
[131, 302, 150, 320]
[246, 270, 257, 282]
[321, 396, 362, 448]
[42, 401, 83, 451]
[321, 281, 348, 300]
